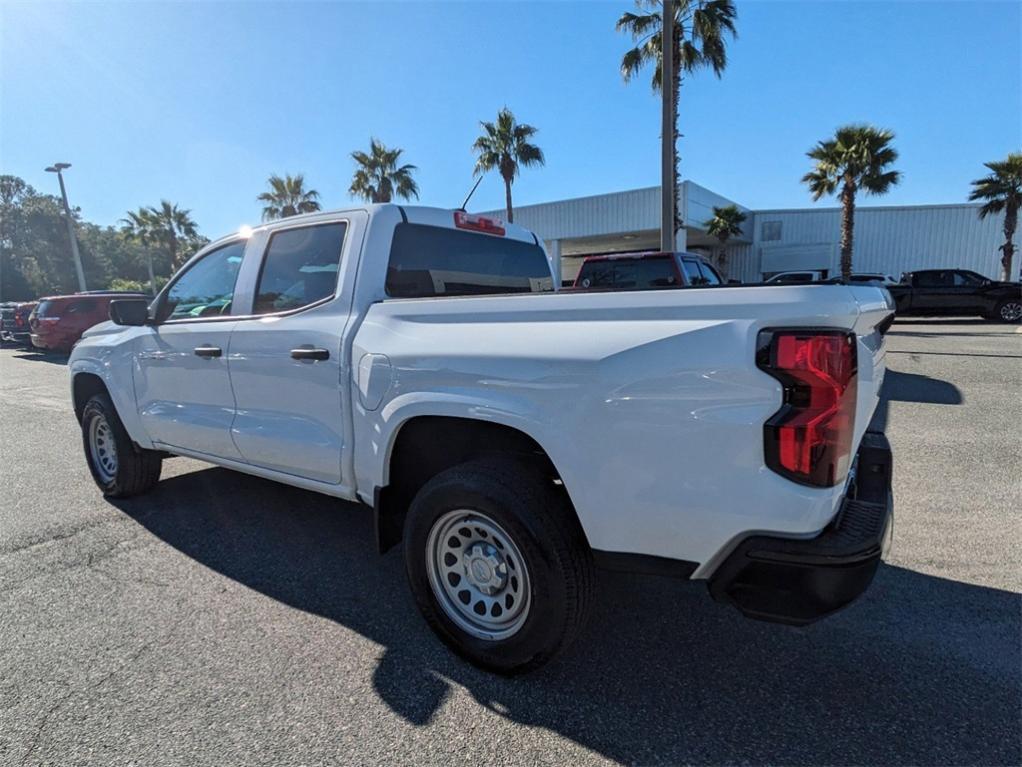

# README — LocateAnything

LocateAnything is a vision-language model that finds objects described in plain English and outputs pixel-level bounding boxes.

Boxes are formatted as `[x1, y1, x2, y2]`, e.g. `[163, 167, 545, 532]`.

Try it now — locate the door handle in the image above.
[291, 347, 330, 361]
[194, 345, 222, 358]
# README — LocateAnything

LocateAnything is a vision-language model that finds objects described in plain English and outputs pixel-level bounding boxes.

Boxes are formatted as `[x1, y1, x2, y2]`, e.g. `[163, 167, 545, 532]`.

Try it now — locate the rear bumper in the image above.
[708, 431, 893, 626]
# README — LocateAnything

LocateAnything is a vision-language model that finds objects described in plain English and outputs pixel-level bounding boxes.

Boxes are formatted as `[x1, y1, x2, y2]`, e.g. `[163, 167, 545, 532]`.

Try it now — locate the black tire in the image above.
[404, 457, 594, 674]
[81, 393, 162, 497]
[992, 299, 1022, 323]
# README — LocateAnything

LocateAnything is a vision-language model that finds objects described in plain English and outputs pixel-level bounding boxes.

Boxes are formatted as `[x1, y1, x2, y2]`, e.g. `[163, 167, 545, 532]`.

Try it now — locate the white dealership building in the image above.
[483, 182, 1006, 285]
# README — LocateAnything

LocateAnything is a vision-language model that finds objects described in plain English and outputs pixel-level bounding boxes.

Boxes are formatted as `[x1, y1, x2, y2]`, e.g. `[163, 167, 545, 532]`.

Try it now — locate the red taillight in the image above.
[757, 330, 858, 487]
[454, 211, 505, 236]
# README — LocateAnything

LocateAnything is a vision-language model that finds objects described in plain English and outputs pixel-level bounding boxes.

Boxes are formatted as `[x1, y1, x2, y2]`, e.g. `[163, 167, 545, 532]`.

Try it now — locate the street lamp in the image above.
[660, 0, 676, 254]
[44, 162, 87, 292]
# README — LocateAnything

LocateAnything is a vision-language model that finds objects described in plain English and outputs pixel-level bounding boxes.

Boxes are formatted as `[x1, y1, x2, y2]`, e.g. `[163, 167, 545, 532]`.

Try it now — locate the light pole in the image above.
[660, 0, 676, 254]
[45, 163, 87, 292]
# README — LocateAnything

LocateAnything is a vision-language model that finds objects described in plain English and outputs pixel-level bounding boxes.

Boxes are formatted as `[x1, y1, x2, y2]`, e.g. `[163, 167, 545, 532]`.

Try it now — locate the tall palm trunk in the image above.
[503, 175, 514, 223]
[717, 235, 728, 279]
[839, 181, 856, 281]
[672, 28, 683, 239]
[1000, 199, 1018, 281]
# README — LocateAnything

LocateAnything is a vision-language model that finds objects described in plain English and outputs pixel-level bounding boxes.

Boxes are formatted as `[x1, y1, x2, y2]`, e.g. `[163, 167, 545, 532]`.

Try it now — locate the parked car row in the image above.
[0, 301, 37, 346]
[566, 256, 1019, 322]
[1, 291, 149, 353]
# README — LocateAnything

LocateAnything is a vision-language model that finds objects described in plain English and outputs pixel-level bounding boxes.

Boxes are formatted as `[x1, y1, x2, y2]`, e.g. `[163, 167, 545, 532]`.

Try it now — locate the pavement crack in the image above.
[16, 607, 189, 766]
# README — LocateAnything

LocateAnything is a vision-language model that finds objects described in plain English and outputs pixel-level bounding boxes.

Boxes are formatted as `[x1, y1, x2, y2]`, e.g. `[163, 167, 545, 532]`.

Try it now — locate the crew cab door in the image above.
[134, 240, 246, 459]
[226, 219, 357, 484]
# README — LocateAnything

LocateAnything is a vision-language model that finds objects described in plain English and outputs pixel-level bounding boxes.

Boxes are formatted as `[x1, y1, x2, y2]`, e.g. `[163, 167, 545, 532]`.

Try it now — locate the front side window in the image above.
[694, 260, 722, 285]
[162, 241, 245, 321]
[253, 223, 347, 315]
[386, 223, 553, 298]
[953, 271, 983, 287]
[681, 259, 704, 285]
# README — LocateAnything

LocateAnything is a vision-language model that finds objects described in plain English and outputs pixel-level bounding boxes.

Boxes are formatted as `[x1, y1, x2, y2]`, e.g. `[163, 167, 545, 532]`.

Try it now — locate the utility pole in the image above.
[660, 0, 676, 254]
[45, 163, 87, 292]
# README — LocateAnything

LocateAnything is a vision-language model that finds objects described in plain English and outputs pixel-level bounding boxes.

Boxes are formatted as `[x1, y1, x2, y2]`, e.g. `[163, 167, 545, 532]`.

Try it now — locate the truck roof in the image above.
[205, 204, 540, 250]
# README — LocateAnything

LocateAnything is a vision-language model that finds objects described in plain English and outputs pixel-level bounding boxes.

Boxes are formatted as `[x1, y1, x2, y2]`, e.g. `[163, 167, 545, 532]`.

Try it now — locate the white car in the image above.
[69, 205, 894, 672]
[764, 270, 827, 284]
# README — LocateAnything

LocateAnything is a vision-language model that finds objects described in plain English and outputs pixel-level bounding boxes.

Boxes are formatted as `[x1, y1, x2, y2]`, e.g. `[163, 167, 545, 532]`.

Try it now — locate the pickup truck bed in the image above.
[69, 204, 895, 673]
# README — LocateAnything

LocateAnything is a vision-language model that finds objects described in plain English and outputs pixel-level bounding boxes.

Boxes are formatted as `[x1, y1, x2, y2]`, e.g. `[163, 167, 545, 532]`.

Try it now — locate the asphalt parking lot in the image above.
[1, 320, 1020, 766]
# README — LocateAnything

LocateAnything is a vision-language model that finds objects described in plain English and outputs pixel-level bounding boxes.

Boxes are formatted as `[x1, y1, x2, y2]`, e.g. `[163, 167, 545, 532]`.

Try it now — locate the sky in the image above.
[2, 0, 1020, 238]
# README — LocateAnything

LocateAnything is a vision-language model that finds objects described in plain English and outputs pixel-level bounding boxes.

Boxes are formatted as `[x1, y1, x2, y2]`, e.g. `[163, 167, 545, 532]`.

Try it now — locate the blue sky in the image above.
[2, 1, 1019, 238]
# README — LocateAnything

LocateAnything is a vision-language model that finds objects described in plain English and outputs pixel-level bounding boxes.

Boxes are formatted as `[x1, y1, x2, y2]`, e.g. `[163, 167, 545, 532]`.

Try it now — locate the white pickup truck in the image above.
[69, 205, 895, 673]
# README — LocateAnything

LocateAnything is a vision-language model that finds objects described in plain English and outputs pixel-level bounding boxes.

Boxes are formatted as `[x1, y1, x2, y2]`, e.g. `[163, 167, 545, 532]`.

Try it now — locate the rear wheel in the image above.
[404, 457, 593, 674]
[81, 393, 162, 497]
[994, 299, 1022, 323]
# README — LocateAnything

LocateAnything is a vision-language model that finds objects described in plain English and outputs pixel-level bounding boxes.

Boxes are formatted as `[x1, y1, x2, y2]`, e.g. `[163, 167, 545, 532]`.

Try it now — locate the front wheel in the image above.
[81, 393, 162, 497]
[404, 458, 594, 674]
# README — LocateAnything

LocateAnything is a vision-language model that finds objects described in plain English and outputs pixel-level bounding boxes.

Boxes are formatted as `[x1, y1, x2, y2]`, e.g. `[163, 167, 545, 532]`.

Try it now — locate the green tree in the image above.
[617, 0, 737, 235]
[121, 201, 202, 292]
[0, 175, 83, 298]
[801, 125, 901, 280]
[471, 108, 544, 223]
[969, 152, 1022, 281]
[703, 204, 746, 279]
[257, 173, 322, 221]
[349, 139, 419, 204]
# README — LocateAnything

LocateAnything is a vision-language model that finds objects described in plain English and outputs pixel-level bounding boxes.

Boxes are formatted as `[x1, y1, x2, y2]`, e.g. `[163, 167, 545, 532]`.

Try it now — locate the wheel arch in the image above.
[72, 372, 109, 423]
[373, 414, 583, 554]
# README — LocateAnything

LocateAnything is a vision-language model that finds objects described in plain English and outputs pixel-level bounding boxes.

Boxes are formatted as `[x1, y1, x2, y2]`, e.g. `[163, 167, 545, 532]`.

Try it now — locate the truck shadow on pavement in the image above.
[112, 467, 1020, 766]
[869, 369, 962, 432]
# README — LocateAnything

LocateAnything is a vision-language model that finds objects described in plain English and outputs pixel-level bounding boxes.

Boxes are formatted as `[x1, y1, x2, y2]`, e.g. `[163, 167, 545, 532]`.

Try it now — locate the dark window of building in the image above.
[761, 221, 782, 241]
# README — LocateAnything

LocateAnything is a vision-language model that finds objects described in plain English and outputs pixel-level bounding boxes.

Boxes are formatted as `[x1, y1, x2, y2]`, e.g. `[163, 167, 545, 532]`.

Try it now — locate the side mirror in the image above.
[109, 298, 150, 326]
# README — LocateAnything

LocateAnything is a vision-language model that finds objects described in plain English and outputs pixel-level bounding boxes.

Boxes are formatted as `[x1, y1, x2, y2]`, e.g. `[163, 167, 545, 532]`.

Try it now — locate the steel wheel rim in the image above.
[1000, 301, 1022, 321]
[89, 415, 118, 483]
[425, 509, 532, 641]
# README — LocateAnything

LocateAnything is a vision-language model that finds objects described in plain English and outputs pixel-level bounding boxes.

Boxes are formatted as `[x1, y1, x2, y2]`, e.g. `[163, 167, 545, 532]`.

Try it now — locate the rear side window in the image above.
[67, 300, 97, 314]
[254, 223, 347, 314]
[578, 257, 678, 290]
[163, 241, 245, 321]
[386, 223, 553, 298]
[916, 271, 951, 287]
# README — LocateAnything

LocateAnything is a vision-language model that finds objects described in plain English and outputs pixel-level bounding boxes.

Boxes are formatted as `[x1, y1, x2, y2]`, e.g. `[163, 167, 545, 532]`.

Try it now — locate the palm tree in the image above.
[704, 204, 746, 279]
[618, 0, 737, 234]
[349, 139, 419, 204]
[257, 174, 321, 221]
[472, 107, 544, 223]
[121, 201, 200, 291]
[969, 152, 1022, 281]
[801, 125, 901, 281]
[121, 208, 159, 294]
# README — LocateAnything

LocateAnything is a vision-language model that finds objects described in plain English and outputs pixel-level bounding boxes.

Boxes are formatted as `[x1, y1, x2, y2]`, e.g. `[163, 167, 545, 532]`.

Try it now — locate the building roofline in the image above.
[753, 202, 983, 214]
[480, 186, 660, 214]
